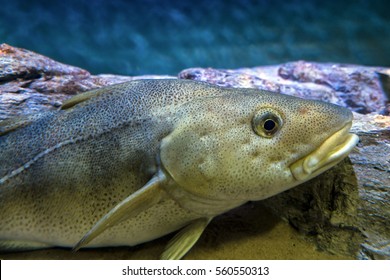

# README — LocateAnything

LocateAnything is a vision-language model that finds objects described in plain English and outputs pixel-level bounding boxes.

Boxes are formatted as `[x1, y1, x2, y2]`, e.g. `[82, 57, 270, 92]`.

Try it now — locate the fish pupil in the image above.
[264, 119, 276, 131]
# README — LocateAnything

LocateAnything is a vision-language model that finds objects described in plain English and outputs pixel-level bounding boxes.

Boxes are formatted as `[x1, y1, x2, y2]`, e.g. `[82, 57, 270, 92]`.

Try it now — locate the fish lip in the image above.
[290, 122, 359, 182]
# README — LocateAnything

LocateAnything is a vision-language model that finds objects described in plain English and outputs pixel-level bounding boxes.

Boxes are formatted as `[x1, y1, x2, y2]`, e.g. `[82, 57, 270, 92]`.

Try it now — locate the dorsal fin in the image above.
[61, 81, 136, 110]
[61, 87, 104, 110]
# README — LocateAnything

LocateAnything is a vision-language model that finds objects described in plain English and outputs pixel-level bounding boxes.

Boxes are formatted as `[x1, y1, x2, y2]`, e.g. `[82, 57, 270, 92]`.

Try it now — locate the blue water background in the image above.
[0, 0, 389, 75]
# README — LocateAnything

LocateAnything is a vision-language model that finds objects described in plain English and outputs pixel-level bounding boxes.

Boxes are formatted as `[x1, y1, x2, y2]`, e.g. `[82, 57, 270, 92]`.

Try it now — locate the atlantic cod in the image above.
[0, 79, 359, 259]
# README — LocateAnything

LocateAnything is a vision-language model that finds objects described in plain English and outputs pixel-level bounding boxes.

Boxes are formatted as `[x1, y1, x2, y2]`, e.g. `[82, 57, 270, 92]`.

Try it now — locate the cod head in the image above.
[160, 89, 359, 212]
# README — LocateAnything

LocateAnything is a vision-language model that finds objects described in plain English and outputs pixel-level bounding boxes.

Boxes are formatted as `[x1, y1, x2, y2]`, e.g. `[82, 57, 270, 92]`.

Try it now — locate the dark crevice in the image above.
[0, 72, 42, 83]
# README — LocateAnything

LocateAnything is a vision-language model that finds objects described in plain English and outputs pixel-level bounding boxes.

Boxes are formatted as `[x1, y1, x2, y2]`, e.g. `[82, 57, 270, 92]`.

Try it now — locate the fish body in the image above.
[0, 79, 358, 258]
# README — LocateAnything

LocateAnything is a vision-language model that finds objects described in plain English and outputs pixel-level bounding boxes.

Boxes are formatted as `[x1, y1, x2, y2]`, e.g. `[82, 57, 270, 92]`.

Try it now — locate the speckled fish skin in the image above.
[0, 79, 355, 251]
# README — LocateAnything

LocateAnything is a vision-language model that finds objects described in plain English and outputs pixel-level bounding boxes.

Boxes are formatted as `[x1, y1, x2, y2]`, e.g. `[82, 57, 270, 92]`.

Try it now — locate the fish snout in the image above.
[286, 98, 358, 182]
[290, 121, 359, 182]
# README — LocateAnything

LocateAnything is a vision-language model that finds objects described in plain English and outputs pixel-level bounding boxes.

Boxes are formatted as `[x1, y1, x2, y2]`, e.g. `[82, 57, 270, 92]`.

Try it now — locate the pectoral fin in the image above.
[160, 217, 212, 260]
[73, 171, 168, 251]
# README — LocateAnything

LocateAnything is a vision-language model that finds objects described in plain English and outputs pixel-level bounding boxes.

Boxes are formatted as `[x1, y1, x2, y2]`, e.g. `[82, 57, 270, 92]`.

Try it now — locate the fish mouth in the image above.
[290, 122, 359, 182]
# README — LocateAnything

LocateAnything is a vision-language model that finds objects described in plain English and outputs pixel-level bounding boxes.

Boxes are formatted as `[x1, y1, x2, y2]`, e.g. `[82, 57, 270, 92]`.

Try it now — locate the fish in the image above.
[0, 79, 359, 259]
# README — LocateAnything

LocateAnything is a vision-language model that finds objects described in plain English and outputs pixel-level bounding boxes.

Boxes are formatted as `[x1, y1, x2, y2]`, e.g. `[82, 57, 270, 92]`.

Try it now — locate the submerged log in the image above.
[0, 44, 389, 259]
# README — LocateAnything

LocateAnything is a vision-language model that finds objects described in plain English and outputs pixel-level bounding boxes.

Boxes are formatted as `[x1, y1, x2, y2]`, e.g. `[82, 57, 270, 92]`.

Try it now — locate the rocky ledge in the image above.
[0, 44, 389, 259]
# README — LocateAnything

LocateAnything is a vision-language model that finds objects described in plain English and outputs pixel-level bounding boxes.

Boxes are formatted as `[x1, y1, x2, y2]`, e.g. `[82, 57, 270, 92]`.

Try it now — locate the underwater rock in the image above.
[377, 69, 390, 114]
[179, 62, 389, 115]
[0, 44, 389, 259]
[0, 43, 173, 120]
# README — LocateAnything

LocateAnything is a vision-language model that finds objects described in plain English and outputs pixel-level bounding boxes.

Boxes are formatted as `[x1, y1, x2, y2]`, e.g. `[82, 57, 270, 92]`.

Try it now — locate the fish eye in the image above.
[252, 110, 283, 138]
